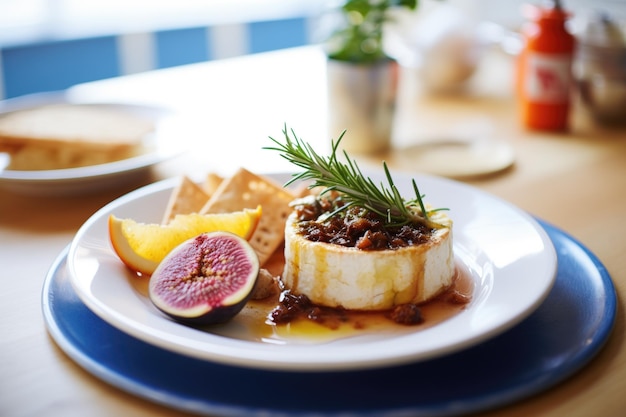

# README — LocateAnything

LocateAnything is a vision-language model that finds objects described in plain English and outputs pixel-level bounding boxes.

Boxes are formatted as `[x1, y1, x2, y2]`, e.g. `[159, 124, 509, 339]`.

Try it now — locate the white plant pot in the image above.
[326, 58, 398, 154]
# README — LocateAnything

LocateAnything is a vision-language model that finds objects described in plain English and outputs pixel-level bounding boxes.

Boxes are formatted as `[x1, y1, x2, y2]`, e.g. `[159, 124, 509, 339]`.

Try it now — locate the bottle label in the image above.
[524, 52, 572, 103]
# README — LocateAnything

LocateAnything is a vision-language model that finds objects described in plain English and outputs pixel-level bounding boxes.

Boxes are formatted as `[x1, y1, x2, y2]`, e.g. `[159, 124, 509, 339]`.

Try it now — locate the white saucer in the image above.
[390, 138, 515, 178]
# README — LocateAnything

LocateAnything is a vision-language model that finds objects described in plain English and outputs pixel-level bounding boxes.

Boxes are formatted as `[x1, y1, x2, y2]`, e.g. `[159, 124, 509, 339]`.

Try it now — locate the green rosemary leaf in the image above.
[264, 126, 448, 227]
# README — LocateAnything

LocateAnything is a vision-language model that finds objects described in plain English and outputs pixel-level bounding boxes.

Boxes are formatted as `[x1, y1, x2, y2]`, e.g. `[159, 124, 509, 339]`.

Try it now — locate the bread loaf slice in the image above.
[0, 104, 154, 170]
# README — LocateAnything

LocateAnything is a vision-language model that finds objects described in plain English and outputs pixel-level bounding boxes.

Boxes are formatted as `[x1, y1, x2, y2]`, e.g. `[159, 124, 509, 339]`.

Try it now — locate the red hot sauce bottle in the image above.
[517, 0, 576, 131]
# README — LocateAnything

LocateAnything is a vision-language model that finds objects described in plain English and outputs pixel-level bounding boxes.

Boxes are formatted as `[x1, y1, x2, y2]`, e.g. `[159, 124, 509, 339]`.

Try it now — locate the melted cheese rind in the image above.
[282, 213, 455, 310]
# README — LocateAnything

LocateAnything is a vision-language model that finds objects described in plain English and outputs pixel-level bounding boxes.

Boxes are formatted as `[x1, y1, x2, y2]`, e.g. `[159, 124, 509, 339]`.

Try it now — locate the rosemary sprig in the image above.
[264, 126, 448, 227]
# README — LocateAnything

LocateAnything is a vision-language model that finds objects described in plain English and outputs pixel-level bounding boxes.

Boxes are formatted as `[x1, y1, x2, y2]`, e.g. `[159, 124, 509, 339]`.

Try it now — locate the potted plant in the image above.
[324, 0, 418, 154]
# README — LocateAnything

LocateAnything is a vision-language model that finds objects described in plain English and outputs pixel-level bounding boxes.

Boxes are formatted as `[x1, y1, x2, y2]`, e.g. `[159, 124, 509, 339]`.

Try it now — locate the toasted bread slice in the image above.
[0, 104, 154, 170]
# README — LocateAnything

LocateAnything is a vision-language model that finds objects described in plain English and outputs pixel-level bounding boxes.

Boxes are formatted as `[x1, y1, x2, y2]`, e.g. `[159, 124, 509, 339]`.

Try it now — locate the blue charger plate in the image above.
[42, 220, 617, 417]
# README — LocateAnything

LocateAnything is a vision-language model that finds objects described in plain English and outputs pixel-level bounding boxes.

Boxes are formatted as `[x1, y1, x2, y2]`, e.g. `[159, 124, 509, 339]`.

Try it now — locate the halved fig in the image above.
[149, 231, 260, 325]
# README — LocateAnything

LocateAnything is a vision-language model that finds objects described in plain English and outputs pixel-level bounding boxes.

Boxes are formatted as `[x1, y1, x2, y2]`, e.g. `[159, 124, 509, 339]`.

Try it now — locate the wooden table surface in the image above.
[1, 46, 624, 417]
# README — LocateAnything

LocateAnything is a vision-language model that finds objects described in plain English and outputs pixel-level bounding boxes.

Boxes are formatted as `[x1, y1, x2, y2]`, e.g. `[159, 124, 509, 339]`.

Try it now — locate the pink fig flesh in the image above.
[149, 231, 259, 325]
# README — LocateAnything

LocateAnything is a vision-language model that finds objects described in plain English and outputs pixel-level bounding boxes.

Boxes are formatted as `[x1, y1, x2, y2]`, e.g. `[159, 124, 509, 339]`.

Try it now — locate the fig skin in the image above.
[149, 231, 260, 325]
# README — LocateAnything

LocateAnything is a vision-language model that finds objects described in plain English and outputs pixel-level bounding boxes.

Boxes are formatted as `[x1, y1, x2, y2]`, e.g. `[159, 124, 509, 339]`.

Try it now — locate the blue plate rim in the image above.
[41, 220, 618, 417]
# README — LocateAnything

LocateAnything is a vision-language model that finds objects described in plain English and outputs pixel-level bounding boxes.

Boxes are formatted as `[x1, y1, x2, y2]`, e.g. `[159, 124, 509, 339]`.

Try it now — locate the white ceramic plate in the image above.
[67, 171, 557, 371]
[0, 92, 190, 195]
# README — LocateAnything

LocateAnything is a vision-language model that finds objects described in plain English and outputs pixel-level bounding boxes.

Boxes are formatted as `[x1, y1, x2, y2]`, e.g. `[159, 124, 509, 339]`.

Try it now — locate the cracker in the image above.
[162, 175, 211, 224]
[203, 172, 224, 195]
[200, 168, 295, 265]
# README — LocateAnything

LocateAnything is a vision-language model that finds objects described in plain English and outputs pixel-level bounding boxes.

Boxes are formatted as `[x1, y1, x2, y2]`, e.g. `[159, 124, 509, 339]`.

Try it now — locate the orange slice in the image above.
[109, 206, 262, 275]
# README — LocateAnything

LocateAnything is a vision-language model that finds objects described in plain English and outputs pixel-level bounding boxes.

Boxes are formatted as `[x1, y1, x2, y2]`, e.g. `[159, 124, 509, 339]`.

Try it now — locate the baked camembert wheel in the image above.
[282, 192, 454, 311]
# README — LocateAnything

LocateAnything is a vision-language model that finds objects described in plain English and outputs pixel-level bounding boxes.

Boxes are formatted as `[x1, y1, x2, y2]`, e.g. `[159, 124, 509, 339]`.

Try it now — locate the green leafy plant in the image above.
[326, 0, 418, 63]
[265, 126, 448, 227]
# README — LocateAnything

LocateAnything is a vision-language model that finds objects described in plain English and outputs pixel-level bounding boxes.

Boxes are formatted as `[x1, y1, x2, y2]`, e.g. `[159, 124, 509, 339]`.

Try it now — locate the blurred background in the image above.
[0, 0, 624, 100]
